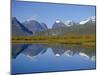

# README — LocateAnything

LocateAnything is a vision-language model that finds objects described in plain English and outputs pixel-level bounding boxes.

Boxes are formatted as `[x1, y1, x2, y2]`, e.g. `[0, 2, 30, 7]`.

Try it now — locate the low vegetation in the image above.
[12, 34, 95, 48]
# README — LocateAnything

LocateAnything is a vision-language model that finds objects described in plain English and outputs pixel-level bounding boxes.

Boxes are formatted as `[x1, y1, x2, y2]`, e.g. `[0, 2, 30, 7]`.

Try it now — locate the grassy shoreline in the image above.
[12, 35, 95, 48]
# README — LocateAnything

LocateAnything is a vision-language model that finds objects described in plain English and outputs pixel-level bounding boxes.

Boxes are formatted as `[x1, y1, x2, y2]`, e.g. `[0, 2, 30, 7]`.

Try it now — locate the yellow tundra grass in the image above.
[12, 35, 96, 48]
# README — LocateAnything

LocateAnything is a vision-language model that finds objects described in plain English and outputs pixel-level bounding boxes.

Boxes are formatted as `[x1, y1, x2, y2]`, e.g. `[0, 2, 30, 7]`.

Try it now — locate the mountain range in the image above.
[12, 16, 96, 36]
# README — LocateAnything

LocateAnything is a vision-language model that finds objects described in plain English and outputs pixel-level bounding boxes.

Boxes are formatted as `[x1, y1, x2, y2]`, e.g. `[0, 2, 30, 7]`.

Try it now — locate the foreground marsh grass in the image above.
[12, 35, 95, 48]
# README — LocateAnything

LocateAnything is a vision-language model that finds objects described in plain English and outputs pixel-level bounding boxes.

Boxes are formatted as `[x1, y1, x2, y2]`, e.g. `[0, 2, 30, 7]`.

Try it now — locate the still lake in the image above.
[11, 44, 96, 74]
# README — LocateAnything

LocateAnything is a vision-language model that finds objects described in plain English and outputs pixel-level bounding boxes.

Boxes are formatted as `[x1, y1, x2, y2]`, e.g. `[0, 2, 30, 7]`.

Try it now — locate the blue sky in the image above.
[12, 0, 96, 28]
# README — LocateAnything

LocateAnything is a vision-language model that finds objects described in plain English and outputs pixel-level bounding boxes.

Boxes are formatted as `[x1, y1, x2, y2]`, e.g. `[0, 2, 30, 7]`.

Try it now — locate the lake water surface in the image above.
[11, 44, 96, 74]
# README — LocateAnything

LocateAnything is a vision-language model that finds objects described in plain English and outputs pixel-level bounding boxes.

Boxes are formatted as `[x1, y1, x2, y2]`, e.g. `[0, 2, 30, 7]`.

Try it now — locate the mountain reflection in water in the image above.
[12, 44, 96, 74]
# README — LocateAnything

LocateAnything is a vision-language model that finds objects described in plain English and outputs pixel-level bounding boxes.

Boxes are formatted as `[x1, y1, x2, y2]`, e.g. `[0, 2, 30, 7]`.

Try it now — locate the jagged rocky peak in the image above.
[23, 19, 46, 33]
[52, 19, 66, 29]
[23, 20, 40, 26]
[12, 17, 33, 36]
[40, 22, 48, 30]
[12, 17, 19, 24]
[65, 20, 76, 26]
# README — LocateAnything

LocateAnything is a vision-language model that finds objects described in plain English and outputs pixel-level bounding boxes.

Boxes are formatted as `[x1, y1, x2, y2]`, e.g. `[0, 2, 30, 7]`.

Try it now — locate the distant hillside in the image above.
[22, 20, 48, 35]
[12, 17, 33, 36]
[35, 21, 95, 36]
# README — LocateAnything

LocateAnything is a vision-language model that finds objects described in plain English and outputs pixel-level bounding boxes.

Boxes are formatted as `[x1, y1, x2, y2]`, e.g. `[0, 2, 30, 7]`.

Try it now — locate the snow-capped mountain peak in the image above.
[52, 19, 66, 29]
[79, 19, 89, 25]
[55, 19, 61, 23]
[79, 16, 96, 25]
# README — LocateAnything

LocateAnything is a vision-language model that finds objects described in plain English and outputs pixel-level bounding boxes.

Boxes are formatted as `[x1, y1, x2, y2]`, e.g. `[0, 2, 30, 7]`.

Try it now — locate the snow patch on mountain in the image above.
[52, 19, 66, 29]
[79, 16, 96, 25]
[55, 19, 61, 23]
[65, 20, 76, 26]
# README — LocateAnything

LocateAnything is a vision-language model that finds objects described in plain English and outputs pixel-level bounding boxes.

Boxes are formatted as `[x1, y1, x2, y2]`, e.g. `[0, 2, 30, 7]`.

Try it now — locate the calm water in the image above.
[11, 44, 96, 74]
